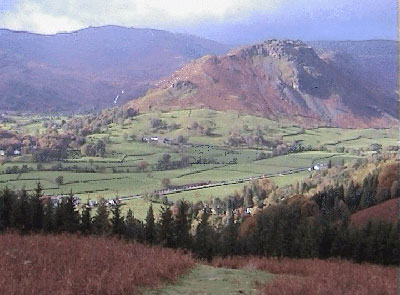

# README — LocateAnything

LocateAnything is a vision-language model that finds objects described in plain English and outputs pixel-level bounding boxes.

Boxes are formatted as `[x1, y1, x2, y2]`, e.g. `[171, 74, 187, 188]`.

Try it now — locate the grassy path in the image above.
[145, 264, 273, 295]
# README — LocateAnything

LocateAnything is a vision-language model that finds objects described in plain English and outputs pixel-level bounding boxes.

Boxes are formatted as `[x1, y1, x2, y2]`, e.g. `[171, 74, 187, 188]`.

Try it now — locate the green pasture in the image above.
[1, 109, 396, 220]
[283, 127, 395, 150]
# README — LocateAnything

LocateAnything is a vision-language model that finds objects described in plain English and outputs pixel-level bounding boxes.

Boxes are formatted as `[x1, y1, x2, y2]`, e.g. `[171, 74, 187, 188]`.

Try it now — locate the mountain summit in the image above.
[128, 39, 397, 128]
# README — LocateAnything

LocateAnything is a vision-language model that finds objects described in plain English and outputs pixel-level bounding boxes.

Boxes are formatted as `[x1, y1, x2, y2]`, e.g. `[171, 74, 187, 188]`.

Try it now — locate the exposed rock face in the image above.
[128, 39, 397, 128]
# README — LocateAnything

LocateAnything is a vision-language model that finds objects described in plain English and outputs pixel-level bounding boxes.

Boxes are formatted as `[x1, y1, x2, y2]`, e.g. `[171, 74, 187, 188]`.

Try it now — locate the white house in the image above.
[0, 150, 4, 156]
[13, 150, 21, 156]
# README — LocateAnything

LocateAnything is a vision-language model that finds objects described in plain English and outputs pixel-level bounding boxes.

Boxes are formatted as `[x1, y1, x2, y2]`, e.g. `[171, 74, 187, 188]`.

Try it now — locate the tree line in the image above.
[0, 182, 398, 266]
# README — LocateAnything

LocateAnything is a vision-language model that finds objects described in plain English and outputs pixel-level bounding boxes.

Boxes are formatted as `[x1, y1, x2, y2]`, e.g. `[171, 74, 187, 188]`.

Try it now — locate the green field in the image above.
[0, 152, 352, 197]
[283, 127, 395, 150]
[0, 109, 396, 219]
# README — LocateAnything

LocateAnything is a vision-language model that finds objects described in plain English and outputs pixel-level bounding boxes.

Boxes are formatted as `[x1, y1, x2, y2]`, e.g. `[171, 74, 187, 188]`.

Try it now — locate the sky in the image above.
[0, 0, 397, 44]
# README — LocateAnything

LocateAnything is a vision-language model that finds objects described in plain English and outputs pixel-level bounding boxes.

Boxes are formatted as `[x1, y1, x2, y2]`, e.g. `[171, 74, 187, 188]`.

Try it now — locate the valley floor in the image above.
[0, 109, 396, 219]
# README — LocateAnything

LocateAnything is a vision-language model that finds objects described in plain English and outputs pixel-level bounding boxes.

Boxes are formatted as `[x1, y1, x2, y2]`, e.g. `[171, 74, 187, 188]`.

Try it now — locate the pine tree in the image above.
[137, 220, 146, 242]
[93, 199, 110, 235]
[0, 187, 15, 230]
[54, 199, 64, 233]
[345, 180, 358, 212]
[11, 189, 31, 233]
[386, 223, 400, 265]
[244, 193, 254, 209]
[281, 204, 301, 257]
[330, 222, 348, 258]
[363, 221, 377, 263]
[124, 209, 139, 240]
[300, 182, 307, 194]
[43, 198, 54, 233]
[174, 200, 192, 249]
[126, 209, 134, 224]
[111, 203, 125, 236]
[0, 194, 2, 232]
[360, 176, 376, 209]
[353, 221, 371, 262]
[63, 191, 80, 233]
[373, 221, 389, 264]
[318, 219, 334, 259]
[145, 203, 155, 244]
[194, 210, 214, 261]
[81, 202, 92, 235]
[158, 205, 174, 247]
[295, 181, 300, 194]
[296, 218, 318, 258]
[221, 214, 238, 256]
[31, 182, 44, 232]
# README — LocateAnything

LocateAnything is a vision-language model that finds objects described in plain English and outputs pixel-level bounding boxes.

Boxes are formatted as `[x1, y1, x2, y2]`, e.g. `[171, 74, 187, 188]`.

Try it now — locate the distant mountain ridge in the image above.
[309, 40, 398, 97]
[0, 25, 229, 113]
[127, 39, 397, 128]
[0, 26, 397, 125]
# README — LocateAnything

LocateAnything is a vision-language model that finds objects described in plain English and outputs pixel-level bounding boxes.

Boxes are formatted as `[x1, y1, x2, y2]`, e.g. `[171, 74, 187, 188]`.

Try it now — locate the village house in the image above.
[83, 199, 99, 209]
[40, 195, 81, 208]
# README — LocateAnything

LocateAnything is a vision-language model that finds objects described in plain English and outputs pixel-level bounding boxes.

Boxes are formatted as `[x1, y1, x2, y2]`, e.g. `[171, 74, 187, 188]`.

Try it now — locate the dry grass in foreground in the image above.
[0, 233, 194, 295]
[211, 256, 397, 295]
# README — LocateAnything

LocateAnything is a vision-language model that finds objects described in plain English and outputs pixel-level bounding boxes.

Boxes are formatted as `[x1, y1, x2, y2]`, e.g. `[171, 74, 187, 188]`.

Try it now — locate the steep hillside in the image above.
[0, 26, 229, 113]
[128, 39, 397, 128]
[351, 198, 399, 227]
[310, 40, 398, 97]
